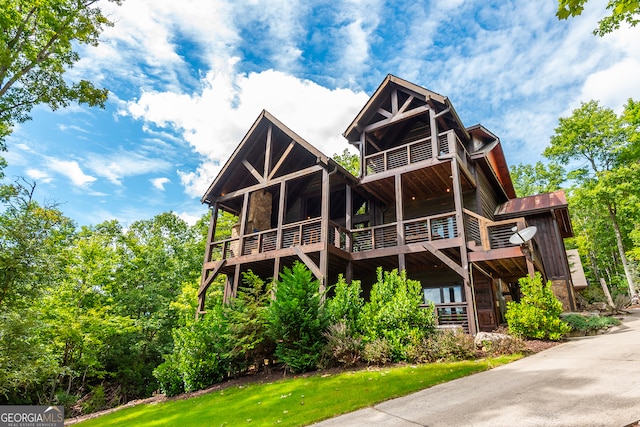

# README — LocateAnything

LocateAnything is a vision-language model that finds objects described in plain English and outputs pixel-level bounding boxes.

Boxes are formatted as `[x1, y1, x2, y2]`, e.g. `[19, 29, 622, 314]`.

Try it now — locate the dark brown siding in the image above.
[477, 169, 498, 220]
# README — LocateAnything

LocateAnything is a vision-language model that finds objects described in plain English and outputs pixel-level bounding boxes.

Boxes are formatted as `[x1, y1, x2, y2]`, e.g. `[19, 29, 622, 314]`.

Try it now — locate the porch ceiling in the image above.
[358, 161, 474, 206]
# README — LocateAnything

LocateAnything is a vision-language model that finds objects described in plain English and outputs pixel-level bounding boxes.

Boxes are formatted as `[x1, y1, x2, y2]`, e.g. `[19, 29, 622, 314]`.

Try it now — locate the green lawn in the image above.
[75, 356, 519, 427]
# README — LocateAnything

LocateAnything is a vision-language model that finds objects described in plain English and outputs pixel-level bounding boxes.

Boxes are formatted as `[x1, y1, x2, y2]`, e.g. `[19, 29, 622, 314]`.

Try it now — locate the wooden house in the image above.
[198, 75, 576, 334]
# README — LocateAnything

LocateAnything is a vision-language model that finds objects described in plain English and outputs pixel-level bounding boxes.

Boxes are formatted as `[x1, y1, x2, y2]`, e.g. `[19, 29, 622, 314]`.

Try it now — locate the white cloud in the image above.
[25, 169, 53, 184]
[151, 177, 170, 191]
[177, 210, 203, 226]
[85, 150, 172, 185]
[125, 69, 368, 197]
[48, 159, 97, 187]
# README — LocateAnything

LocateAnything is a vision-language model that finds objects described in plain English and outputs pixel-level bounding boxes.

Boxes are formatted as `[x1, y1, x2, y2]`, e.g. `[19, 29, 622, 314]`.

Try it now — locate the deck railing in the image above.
[209, 212, 464, 259]
[421, 302, 469, 332]
[364, 130, 472, 176]
[463, 209, 526, 250]
[351, 212, 459, 253]
[437, 303, 469, 332]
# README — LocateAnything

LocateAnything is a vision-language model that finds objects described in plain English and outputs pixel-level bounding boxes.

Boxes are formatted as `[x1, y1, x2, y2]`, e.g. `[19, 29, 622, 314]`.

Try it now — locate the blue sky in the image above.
[3, 0, 640, 226]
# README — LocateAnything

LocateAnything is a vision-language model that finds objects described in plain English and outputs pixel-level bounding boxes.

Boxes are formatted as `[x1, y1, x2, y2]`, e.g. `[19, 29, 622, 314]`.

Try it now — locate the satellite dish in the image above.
[509, 226, 537, 245]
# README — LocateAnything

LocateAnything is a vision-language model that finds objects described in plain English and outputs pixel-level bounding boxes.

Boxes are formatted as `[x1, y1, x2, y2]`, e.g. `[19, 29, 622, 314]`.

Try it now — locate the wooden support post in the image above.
[238, 192, 250, 256]
[232, 264, 241, 299]
[319, 168, 330, 293]
[197, 204, 218, 318]
[276, 181, 286, 250]
[395, 173, 406, 271]
[345, 184, 352, 252]
[429, 107, 439, 159]
[451, 157, 476, 335]
[359, 132, 366, 177]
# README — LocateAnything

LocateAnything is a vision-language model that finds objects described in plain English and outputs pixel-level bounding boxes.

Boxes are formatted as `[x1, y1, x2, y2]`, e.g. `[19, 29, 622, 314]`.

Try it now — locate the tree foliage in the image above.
[510, 161, 565, 197]
[545, 100, 639, 297]
[0, 0, 122, 147]
[332, 148, 360, 176]
[557, 0, 640, 35]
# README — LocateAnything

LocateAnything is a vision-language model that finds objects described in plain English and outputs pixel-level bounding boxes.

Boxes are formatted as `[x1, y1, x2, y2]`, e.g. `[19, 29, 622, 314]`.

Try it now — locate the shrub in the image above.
[224, 271, 275, 375]
[562, 313, 621, 334]
[323, 322, 362, 366]
[326, 275, 364, 333]
[153, 304, 230, 395]
[477, 329, 527, 357]
[360, 268, 435, 362]
[268, 262, 328, 373]
[419, 329, 477, 362]
[362, 338, 392, 365]
[153, 356, 184, 397]
[505, 273, 570, 340]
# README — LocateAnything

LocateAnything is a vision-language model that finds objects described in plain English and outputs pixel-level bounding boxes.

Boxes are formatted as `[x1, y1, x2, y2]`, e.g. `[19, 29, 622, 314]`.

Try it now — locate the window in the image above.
[423, 283, 464, 305]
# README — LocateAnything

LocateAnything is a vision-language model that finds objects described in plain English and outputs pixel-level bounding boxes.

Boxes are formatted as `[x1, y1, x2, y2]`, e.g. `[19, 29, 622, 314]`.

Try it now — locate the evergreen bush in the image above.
[224, 271, 275, 375]
[268, 262, 328, 373]
[505, 273, 570, 340]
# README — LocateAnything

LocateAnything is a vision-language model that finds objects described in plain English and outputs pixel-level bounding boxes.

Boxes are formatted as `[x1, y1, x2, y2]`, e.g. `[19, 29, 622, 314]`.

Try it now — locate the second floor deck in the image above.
[208, 209, 529, 263]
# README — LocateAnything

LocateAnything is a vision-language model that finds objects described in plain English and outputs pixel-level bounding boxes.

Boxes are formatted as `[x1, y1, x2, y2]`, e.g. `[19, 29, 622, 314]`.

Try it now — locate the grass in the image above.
[75, 355, 520, 427]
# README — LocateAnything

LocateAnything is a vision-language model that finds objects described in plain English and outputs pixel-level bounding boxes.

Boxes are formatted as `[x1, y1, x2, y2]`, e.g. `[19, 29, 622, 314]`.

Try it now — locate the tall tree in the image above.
[545, 100, 637, 297]
[557, 0, 640, 35]
[510, 161, 565, 197]
[0, 0, 122, 148]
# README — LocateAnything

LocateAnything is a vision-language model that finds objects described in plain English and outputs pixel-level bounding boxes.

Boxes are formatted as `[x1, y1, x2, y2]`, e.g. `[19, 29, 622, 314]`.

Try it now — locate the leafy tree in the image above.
[0, 0, 122, 148]
[332, 148, 360, 176]
[557, 0, 640, 35]
[510, 161, 565, 197]
[268, 262, 327, 373]
[0, 179, 75, 403]
[506, 273, 571, 340]
[105, 212, 204, 399]
[545, 100, 637, 297]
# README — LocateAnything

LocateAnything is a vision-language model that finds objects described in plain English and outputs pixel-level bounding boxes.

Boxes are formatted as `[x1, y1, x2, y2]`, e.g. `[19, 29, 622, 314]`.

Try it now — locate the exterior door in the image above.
[474, 275, 498, 332]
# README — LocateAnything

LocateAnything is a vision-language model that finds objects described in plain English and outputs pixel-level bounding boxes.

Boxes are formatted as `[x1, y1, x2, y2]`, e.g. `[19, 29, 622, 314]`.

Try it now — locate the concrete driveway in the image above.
[313, 309, 640, 427]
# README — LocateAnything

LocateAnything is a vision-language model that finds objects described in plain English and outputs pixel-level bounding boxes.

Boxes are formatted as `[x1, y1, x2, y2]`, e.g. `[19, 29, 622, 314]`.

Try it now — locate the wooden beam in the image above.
[468, 246, 523, 262]
[243, 159, 265, 184]
[422, 241, 469, 281]
[218, 164, 323, 202]
[376, 107, 393, 118]
[198, 259, 226, 297]
[268, 140, 295, 180]
[264, 124, 272, 179]
[293, 246, 323, 281]
[391, 89, 398, 114]
[363, 105, 429, 133]
[398, 95, 414, 115]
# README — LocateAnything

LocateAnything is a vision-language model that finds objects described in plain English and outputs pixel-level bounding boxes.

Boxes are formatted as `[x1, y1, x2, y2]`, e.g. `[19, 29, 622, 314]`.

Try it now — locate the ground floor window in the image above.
[423, 283, 467, 327]
[423, 283, 464, 305]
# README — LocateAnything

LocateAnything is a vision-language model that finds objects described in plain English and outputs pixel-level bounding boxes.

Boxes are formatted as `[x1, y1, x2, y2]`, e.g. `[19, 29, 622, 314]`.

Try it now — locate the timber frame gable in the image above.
[198, 76, 578, 334]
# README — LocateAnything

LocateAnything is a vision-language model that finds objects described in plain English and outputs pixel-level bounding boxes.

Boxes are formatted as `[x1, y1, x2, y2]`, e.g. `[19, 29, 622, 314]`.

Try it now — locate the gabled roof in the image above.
[343, 74, 469, 143]
[469, 130, 517, 199]
[201, 110, 354, 205]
